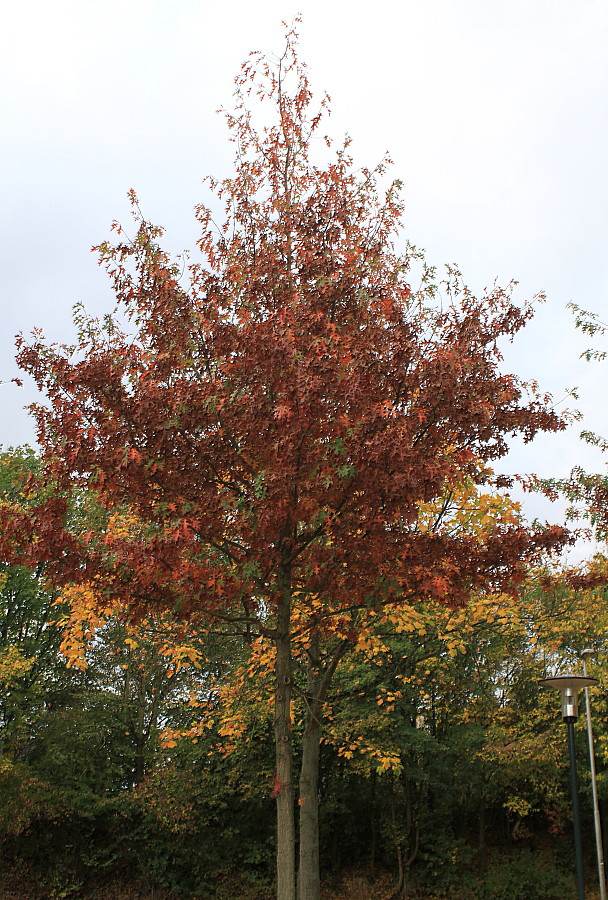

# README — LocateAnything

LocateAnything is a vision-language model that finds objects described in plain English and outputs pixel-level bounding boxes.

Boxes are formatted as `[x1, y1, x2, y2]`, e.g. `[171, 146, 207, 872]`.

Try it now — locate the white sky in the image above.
[1, 0, 607, 557]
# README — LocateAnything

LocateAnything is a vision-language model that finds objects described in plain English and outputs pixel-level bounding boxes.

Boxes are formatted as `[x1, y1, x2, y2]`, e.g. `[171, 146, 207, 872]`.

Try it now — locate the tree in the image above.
[3, 24, 570, 900]
[0, 447, 73, 758]
[533, 303, 608, 547]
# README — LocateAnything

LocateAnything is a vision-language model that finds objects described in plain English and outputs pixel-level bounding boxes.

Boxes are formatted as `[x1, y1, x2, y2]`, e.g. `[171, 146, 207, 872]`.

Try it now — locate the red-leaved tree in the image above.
[3, 25, 570, 900]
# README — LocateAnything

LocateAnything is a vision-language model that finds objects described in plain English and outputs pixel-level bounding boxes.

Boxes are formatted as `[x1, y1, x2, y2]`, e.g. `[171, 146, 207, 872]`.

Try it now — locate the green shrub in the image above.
[480, 850, 576, 900]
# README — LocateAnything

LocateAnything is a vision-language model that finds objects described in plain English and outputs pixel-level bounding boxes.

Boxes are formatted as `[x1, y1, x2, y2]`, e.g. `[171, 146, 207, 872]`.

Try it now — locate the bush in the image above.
[479, 850, 576, 900]
[413, 833, 480, 899]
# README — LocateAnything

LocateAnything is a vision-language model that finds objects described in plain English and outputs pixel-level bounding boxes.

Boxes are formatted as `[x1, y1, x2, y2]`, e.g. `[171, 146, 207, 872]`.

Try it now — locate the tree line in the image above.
[1, 446, 607, 898]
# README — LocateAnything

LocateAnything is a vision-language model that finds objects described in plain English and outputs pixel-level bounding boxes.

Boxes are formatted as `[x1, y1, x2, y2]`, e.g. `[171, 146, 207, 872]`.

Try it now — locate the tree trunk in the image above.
[370, 771, 377, 877]
[298, 633, 321, 900]
[602, 798, 608, 871]
[275, 575, 296, 900]
[478, 796, 487, 874]
[134, 676, 146, 785]
[403, 777, 419, 898]
[134, 734, 145, 785]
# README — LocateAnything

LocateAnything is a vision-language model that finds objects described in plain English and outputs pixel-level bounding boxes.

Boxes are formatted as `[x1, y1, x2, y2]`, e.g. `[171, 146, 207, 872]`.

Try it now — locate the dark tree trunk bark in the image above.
[389, 778, 419, 900]
[403, 778, 419, 898]
[478, 796, 487, 874]
[134, 677, 146, 785]
[134, 736, 145, 785]
[298, 633, 321, 900]
[602, 798, 608, 869]
[370, 770, 378, 877]
[296, 637, 349, 900]
[275, 572, 296, 900]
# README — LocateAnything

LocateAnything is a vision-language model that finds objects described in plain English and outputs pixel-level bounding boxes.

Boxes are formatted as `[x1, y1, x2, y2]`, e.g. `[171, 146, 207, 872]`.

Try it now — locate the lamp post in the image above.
[581, 650, 607, 900]
[539, 674, 598, 900]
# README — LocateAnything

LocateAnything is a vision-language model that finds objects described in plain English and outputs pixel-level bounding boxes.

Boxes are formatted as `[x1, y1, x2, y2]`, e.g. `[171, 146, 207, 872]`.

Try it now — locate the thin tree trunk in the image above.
[297, 637, 349, 900]
[298, 633, 321, 900]
[370, 771, 377, 877]
[275, 573, 296, 900]
[478, 796, 487, 874]
[602, 799, 608, 871]
[134, 735, 145, 785]
[134, 676, 146, 785]
[390, 786, 404, 899]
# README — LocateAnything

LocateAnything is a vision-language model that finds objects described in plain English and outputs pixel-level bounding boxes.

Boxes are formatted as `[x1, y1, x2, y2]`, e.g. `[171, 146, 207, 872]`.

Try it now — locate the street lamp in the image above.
[539, 673, 598, 900]
[581, 650, 607, 900]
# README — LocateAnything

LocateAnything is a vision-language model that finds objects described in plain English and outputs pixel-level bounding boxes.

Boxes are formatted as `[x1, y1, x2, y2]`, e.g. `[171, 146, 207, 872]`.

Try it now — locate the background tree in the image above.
[2, 449, 604, 898]
[533, 304, 608, 547]
[0, 447, 73, 759]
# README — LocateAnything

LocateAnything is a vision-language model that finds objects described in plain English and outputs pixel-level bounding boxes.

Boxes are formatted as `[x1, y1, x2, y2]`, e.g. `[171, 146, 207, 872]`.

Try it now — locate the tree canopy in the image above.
[0, 26, 577, 900]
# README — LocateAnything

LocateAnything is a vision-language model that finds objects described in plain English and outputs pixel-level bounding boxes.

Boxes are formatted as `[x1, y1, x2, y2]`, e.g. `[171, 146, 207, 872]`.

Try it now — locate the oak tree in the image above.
[3, 25, 570, 900]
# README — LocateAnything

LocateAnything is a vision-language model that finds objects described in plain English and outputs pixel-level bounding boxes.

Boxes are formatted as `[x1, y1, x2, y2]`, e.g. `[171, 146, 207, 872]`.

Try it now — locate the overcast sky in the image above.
[1, 0, 607, 556]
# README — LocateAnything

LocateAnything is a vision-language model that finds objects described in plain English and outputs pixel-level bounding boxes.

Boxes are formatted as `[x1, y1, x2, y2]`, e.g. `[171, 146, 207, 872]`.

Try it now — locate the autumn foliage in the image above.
[0, 24, 573, 900]
[5, 38, 568, 630]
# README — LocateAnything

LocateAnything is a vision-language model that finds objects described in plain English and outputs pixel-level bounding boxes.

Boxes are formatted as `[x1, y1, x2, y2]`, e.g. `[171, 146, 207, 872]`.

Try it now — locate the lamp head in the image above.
[539, 674, 598, 722]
